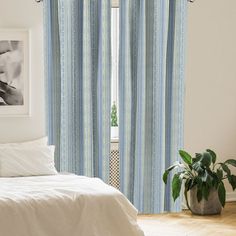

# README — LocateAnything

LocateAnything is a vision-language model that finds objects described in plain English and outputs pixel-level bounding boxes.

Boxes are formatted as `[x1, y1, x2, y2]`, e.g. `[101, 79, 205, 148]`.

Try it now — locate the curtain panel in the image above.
[44, 0, 111, 182]
[119, 0, 187, 213]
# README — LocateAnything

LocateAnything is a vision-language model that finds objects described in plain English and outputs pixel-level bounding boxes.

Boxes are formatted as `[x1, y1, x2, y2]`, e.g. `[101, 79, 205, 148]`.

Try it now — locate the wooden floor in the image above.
[137, 202, 236, 236]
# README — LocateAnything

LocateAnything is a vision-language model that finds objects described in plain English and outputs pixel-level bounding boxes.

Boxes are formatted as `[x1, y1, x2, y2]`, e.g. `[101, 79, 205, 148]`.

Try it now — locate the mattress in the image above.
[0, 174, 144, 236]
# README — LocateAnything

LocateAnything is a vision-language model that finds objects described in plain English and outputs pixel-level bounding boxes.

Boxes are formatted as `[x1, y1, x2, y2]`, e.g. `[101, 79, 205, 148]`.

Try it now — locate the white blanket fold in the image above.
[0, 174, 144, 236]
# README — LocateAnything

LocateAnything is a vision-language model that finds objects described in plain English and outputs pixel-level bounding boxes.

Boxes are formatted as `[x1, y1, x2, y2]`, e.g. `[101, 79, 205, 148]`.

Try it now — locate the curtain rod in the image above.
[35, 0, 196, 3]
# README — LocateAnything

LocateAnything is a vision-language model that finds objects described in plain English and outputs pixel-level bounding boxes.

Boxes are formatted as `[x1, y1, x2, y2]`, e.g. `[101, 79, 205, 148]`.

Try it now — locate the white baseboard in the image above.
[226, 192, 236, 202]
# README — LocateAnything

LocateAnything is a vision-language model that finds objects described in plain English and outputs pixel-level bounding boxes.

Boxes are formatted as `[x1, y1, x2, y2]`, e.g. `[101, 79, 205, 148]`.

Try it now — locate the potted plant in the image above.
[163, 149, 236, 215]
[111, 102, 118, 138]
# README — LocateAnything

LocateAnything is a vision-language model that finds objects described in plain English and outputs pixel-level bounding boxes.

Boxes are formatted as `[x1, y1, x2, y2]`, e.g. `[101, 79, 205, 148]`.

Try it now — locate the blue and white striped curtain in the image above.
[44, 0, 111, 182]
[119, 0, 187, 213]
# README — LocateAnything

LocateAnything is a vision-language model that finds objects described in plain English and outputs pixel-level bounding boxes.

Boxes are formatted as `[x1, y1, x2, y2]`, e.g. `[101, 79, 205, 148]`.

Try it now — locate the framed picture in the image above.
[0, 29, 30, 117]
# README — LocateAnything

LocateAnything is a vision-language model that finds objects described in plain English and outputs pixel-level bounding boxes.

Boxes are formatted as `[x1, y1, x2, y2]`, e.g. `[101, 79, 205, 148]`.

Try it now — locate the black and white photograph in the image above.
[0, 40, 24, 106]
[0, 29, 29, 117]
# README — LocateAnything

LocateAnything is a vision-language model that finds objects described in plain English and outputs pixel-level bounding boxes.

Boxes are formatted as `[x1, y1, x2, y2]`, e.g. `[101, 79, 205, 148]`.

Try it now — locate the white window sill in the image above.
[111, 138, 119, 143]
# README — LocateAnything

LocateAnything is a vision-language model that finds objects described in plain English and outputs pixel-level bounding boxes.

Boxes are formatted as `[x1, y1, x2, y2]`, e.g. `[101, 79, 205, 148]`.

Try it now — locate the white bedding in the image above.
[0, 174, 144, 236]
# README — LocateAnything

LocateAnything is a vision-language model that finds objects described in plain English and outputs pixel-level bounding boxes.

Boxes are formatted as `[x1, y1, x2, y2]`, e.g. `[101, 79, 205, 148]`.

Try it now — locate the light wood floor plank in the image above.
[138, 202, 236, 236]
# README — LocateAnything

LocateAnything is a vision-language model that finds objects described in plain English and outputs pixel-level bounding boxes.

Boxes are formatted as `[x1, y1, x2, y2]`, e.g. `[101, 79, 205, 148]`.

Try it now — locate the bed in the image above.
[0, 137, 144, 236]
[0, 174, 144, 236]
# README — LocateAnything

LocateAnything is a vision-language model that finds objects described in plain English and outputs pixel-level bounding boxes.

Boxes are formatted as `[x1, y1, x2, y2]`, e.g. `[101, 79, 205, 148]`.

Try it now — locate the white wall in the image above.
[185, 0, 236, 198]
[0, 0, 45, 142]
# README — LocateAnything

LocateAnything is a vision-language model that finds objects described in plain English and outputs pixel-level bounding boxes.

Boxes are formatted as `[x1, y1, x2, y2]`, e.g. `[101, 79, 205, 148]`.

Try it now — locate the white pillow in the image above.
[0, 145, 57, 177]
[0, 137, 48, 147]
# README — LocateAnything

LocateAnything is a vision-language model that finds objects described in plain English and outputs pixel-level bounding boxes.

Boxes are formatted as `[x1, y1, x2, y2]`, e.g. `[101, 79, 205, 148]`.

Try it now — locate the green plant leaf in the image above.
[172, 174, 182, 202]
[209, 172, 219, 189]
[163, 170, 169, 185]
[197, 188, 203, 202]
[184, 188, 191, 211]
[163, 162, 182, 184]
[193, 153, 202, 163]
[218, 182, 226, 207]
[202, 184, 210, 201]
[221, 163, 231, 176]
[195, 153, 202, 158]
[216, 169, 223, 181]
[206, 174, 213, 187]
[185, 179, 193, 191]
[201, 170, 213, 187]
[192, 162, 204, 174]
[206, 149, 217, 164]
[200, 152, 212, 167]
[179, 150, 192, 165]
[195, 176, 203, 187]
[166, 162, 182, 172]
[225, 159, 236, 167]
[228, 175, 236, 191]
[201, 170, 208, 182]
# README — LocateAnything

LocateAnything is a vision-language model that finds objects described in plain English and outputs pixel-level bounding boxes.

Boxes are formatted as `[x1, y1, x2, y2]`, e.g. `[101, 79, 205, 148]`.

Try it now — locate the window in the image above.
[111, 7, 119, 139]
[111, 8, 119, 111]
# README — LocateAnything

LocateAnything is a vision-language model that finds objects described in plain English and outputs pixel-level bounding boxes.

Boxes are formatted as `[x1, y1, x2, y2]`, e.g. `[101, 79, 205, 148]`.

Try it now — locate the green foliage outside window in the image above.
[111, 102, 118, 127]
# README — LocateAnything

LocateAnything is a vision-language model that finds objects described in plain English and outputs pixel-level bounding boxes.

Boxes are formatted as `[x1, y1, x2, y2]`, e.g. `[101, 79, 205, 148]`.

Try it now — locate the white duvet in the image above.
[0, 174, 144, 236]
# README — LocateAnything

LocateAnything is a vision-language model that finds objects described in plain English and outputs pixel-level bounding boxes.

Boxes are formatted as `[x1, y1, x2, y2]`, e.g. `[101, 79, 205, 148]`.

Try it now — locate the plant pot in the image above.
[111, 127, 119, 139]
[188, 187, 222, 215]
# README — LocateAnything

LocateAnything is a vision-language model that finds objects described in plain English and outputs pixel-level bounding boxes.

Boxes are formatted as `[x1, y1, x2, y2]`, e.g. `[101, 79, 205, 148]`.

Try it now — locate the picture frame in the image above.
[0, 29, 30, 117]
